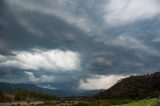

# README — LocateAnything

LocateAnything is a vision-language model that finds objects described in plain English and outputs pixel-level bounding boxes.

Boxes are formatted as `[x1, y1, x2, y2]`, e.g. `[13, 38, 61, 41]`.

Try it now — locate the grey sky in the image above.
[0, 0, 160, 91]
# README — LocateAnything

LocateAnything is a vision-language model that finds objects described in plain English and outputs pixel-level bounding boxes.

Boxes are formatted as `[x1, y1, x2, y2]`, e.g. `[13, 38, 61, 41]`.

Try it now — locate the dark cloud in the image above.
[0, 0, 160, 91]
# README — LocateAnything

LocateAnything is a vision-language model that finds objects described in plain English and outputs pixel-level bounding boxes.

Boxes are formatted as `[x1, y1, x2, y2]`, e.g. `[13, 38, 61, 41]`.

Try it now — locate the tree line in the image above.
[0, 88, 56, 102]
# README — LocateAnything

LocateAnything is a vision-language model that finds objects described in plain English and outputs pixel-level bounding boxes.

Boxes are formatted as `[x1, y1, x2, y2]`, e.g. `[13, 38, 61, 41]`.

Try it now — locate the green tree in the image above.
[0, 90, 4, 102]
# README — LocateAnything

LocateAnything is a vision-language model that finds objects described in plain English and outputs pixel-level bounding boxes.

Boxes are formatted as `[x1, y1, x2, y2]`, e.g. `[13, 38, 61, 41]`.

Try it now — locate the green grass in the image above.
[22, 98, 158, 106]
[115, 98, 158, 106]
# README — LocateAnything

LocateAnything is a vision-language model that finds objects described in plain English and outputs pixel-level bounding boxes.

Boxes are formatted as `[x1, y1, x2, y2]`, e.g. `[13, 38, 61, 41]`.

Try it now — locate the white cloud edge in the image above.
[24, 71, 55, 83]
[0, 49, 81, 71]
[79, 74, 127, 90]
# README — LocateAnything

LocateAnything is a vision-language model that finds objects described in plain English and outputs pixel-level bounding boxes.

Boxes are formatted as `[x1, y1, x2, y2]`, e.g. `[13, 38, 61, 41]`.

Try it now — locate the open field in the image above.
[0, 101, 43, 106]
[115, 99, 158, 106]
[0, 98, 158, 106]
[0, 100, 81, 106]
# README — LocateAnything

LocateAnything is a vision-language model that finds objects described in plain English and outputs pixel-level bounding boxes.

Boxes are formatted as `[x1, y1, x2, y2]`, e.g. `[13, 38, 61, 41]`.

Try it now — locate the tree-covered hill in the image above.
[96, 72, 160, 99]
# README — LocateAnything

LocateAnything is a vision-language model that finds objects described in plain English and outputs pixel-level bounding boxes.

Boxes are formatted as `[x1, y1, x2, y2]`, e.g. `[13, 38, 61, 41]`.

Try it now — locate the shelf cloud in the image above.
[0, 49, 80, 71]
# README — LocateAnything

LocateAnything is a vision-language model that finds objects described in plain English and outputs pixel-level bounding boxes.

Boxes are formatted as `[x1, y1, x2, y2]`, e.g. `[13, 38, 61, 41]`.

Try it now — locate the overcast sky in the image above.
[0, 0, 160, 91]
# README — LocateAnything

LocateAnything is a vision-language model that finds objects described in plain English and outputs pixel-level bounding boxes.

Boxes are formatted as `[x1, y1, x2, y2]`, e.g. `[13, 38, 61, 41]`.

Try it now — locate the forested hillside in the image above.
[96, 72, 160, 99]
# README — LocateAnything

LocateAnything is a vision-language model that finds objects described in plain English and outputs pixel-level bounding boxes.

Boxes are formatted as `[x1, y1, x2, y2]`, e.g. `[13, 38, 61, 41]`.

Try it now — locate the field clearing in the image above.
[0, 98, 158, 106]
[115, 98, 158, 106]
[0, 101, 43, 106]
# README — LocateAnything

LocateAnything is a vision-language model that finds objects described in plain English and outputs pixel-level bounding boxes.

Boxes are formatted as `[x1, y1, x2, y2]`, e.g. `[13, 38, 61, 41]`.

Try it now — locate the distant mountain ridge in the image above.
[96, 72, 160, 99]
[0, 82, 70, 97]
[0, 82, 103, 97]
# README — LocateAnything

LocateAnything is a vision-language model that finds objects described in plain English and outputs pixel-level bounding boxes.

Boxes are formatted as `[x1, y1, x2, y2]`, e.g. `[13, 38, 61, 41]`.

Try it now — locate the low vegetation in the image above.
[28, 98, 157, 106]
[1, 90, 158, 106]
[115, 98, 158, 106]
[0, 89, 56, 103]
[0, 72, 159, 106]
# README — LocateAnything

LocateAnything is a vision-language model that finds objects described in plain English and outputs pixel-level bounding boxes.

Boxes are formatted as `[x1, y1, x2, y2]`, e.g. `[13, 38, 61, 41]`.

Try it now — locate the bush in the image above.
[27, 100, 30, 104]
[74, 102, 89, 106]
[16, 103, 21, 106]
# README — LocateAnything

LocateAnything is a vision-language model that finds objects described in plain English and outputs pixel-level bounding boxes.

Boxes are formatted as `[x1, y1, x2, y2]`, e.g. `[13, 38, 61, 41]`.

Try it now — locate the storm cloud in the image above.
[0, 0, 160, 91]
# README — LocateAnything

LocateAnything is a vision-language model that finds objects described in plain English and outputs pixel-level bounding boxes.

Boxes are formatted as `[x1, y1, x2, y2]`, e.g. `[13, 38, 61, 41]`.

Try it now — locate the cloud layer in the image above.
[0, 0, 160, 91]
[79, 75, 126, 90]
[0, 49, 80, 71]
[104, 0, 160, 25]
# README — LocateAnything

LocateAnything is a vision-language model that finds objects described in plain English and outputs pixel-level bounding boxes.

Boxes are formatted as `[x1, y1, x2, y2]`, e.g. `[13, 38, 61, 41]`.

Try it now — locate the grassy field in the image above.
[74, 98, 158, 106]
[115, 98, 158, 106]
[0, 98, 158, 106]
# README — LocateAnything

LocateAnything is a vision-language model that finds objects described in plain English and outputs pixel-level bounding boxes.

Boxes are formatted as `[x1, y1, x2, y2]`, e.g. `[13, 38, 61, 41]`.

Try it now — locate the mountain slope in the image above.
[96, 72, 160, 99]
[0, 82, 70, 97]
